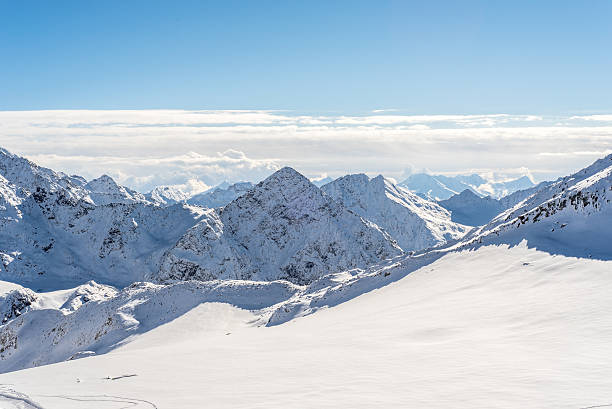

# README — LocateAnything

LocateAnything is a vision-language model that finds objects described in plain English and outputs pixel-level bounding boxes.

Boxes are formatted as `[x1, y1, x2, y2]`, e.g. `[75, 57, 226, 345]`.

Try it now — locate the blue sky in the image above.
[1, 0, 611, 113]
[1, 2, 612, 190]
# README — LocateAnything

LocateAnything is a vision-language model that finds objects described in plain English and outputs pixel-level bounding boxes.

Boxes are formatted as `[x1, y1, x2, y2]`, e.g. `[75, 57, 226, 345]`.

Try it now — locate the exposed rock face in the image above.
[156, 168, 402, 285]
[0, 289, 38, 324]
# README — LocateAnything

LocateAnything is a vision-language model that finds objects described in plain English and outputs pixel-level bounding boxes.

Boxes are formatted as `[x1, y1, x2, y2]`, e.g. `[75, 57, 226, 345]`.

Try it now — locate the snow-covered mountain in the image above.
[156, 168, 402, 285]
[86, 175, 151, 205]
[187, 181, 254, 208]
[321, 174, 469, 251]
[438, 189, 505, 226]
[400, 172, 535, 200]
[0, 148, 207, 289]
[0, 149, 407, 290]
[454, 154, 612, 259]
[146, 185, 190, 206]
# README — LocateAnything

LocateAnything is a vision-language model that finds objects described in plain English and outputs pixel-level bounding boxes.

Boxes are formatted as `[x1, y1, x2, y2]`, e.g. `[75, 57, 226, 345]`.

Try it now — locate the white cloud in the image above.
[1, 110, 611, 190]
[24, 150, 279, 192]
[569, 115, 612, 122]
[538, 150, 612, 157]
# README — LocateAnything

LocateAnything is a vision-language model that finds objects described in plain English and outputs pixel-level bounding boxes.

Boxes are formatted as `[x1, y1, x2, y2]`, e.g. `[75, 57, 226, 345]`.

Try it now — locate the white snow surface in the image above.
[187, 181, 254, 208]
[145, 185, 190, 206]
[1, 244, 611, 408]
[0, 279, 299, 373]
[322, 174, 469, 250]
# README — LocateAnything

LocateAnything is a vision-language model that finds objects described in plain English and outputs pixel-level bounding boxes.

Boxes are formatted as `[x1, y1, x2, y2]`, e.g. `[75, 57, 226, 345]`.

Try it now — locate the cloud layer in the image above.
[1, 110, 612, 191]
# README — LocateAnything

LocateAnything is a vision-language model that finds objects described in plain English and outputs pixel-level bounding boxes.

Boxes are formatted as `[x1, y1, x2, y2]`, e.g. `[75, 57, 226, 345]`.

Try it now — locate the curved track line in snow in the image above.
[0, 385, 45, 409]
[41, 394, 158, 408]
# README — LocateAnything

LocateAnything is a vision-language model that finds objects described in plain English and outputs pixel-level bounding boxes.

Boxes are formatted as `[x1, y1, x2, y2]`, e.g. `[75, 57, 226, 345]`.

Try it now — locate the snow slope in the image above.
[0, 279, 299, 373]
[156, 168, 402, 285]
[1, 244, 611, 409]
[187, 181, 254, 208]
[322, 174, 469, 251]
[455, 154, 612, 259]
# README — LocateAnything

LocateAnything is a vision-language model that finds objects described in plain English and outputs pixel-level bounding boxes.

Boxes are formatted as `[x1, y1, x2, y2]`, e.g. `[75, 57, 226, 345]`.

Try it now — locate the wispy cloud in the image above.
[569, 115, 612, 122]
[538, 150, 612, 157]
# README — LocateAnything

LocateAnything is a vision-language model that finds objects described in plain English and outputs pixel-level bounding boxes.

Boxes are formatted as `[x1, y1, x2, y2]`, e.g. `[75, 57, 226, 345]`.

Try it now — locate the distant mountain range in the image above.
[399, 172, 535, 200]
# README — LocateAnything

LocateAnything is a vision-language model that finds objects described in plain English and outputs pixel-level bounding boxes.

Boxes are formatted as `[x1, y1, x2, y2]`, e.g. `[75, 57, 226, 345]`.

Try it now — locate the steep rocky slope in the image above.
[156, 168, 402, 285]
[322, 174, 469, 251]
[0, 148, 207, 289]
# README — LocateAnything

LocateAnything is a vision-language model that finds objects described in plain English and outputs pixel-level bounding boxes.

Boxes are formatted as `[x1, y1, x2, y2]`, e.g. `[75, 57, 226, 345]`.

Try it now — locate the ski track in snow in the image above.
[0, 384, 159, 409]
[38, 394, 157, 409]
[0, 385, 45, 409]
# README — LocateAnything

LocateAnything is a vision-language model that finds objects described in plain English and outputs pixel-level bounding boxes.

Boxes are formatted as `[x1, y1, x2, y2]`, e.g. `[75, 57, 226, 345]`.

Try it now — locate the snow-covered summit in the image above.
[146, 185, 190, 206]
[322, 174, 469, 251]
[0, 147, 88, 205]
[438, 189, 505, 226]
[187, 181, 254, 208]
[156, 167, 402, 285]
[85, 174, 150, 205]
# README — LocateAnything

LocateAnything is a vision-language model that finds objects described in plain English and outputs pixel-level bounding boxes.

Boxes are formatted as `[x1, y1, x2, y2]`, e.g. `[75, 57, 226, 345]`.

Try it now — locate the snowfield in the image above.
[1, 244, 611, 409]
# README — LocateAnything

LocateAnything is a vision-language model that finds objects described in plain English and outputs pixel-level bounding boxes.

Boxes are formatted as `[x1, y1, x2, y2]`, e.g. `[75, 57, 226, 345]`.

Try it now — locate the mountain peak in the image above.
[86, 174, 120, 191]
[456, 189, 480, 199]
[259, 167, 313, 191]
[268, 166, 305, 180]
